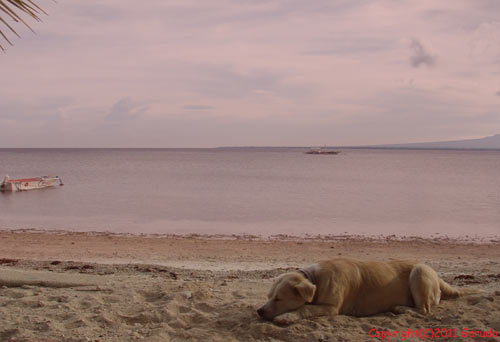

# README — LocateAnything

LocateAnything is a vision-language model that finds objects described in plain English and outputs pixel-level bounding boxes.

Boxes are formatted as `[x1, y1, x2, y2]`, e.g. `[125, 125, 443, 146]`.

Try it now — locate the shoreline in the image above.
[2, 228, 499, 244]
[1, 229, 499, 271]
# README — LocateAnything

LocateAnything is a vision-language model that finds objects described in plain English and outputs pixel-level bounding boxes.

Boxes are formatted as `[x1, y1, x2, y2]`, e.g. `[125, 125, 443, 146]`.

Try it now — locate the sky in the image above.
[1, 0, 499, 148]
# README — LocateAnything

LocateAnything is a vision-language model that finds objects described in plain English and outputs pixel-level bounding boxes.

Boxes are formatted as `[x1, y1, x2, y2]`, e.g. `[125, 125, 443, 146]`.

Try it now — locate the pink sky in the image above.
[1, 0, 499, 147]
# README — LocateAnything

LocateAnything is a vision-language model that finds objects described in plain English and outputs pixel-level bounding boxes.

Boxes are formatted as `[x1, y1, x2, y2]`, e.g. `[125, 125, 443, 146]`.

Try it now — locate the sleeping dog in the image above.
[257, 258, 480, 324]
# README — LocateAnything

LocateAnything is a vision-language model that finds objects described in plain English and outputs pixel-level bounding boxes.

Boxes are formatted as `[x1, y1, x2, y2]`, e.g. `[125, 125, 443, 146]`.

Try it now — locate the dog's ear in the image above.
[295, 280, 316, 303]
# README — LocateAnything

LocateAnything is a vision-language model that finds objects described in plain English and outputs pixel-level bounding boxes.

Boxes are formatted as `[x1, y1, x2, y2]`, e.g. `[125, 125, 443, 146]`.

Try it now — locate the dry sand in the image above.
[0, 230, 499, 342]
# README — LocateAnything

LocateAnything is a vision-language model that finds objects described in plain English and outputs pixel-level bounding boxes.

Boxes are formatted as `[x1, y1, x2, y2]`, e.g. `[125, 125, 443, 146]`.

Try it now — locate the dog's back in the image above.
[317, 259, 416, 316]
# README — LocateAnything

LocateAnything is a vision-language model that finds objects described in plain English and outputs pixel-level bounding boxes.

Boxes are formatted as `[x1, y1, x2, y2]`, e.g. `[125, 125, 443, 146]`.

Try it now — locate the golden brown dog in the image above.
[257, 258, 480, 324]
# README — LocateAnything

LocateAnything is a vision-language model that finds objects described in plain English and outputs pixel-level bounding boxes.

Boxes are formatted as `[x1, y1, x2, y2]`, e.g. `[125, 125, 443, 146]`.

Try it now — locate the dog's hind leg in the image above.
[409, 264, 441, 314]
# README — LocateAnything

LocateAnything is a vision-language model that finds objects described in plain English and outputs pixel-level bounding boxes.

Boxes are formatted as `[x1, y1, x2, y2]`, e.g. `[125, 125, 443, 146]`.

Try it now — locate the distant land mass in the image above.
[364, 134, 500, 150]
[217, 134, 500, 150]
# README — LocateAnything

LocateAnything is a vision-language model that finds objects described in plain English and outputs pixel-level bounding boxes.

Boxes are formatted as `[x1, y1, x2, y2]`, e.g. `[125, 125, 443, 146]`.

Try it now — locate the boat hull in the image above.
[0, 176, 62, 192]
[305, 150, 340, 155]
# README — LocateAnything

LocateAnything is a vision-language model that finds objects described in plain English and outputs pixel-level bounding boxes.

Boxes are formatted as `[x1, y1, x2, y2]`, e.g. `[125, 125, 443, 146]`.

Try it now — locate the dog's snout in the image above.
[257, 307, 265, 317]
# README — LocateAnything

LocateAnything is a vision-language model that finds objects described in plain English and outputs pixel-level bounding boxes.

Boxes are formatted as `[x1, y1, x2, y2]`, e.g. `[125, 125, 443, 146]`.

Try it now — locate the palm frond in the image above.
[0, 0, 46, 51]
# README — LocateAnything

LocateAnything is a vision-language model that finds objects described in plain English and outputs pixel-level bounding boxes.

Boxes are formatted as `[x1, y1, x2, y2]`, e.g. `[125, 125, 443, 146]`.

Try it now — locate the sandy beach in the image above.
[1, 230, 499, 342]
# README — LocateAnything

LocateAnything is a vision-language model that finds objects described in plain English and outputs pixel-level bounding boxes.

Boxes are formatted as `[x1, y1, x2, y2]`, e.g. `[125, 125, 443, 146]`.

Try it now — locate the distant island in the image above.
[364, 134, 500, 150]
[217, 134, 500, 151]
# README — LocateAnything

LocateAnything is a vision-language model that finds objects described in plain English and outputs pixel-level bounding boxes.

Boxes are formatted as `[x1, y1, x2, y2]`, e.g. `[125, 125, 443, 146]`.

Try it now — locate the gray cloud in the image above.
[191, 65, 284, 98]
[106, 97, 150, 120]
[194, 64, 313, 102]
[304, 38, 392, 56]
[67, 3, 127, 23]
[183, 105, 214, 110]
[496, 91, 500, 97]
[206, 67, 278, 96]
[0, 97, 72, 121]
[409, 38, 436, 68]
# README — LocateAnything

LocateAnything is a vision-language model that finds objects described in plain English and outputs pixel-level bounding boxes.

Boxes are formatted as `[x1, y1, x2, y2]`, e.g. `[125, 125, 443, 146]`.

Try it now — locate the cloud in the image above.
[0, 97, 73, 121]
[409, 38, 436, 68]
[303, 38, 391, 56]
[190, 65, 283, 99]
[496, 91, 500, 97]
[183, 105, 214, 110]
[106, 97, 150, 120]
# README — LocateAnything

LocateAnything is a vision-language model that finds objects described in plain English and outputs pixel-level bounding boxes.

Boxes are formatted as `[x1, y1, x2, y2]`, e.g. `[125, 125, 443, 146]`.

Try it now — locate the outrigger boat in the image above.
[305, 148, 340, 155]
[0, 175, 64, 192]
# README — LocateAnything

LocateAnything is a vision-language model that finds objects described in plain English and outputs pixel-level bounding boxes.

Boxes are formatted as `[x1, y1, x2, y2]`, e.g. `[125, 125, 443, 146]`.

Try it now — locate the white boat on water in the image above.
[305, 148, 340, 155]
[0, 175, 64, 192]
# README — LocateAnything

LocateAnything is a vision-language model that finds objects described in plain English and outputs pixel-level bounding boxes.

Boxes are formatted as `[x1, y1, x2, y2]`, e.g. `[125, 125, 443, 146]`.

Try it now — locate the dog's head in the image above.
[257, 272, 316, 321]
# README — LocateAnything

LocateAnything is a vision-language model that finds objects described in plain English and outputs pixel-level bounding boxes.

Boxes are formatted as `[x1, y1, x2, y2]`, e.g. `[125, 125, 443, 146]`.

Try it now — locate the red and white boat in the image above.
[0, 175, 64, 192]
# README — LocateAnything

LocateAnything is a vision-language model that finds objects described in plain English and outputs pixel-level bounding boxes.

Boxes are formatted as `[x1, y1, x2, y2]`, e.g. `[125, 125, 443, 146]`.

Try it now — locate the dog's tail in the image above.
[439, 278, 483, 299]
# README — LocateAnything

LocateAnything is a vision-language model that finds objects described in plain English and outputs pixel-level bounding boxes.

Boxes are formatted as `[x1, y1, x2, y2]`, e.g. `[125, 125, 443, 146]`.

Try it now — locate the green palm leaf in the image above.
[0, 0, 46, 51]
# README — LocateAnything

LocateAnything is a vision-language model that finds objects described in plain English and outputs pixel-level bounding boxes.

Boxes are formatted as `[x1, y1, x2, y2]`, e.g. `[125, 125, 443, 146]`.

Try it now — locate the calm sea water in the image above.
[1, 148, 499, 239]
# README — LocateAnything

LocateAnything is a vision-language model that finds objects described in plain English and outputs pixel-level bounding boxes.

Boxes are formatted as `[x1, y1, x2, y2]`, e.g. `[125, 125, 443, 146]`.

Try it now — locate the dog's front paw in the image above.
[273, 312, 300, 326]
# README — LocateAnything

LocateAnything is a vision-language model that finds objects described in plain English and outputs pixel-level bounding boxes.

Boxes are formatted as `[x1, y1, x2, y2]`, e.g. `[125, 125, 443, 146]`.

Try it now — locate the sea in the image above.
[1, 148, 499, 240]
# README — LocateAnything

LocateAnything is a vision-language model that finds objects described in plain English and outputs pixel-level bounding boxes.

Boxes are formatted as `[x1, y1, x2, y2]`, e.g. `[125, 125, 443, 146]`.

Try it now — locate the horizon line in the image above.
[1, 146, 499, 151]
